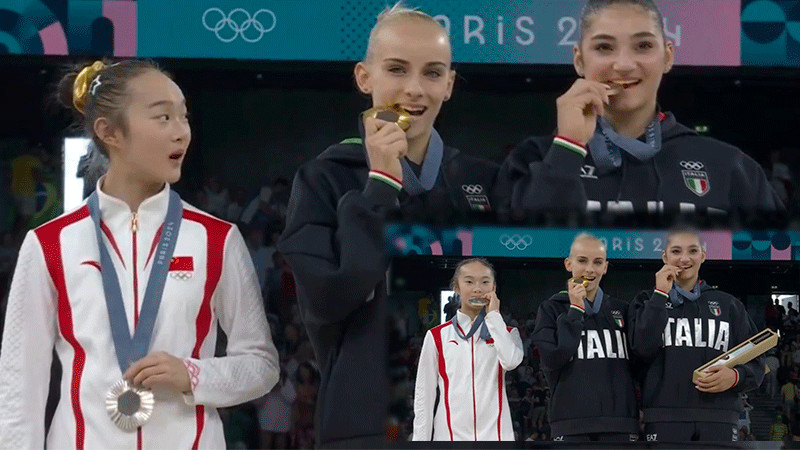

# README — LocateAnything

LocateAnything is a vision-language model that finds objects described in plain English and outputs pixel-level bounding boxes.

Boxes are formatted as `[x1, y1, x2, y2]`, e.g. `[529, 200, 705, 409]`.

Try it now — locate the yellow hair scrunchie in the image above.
[72, 61, 106, 114]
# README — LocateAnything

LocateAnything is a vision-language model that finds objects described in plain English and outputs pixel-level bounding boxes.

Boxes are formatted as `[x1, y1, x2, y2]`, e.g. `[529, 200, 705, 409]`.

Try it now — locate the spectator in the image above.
[244, 225, 273, 297]
[240, 184, 272, 226]
[771, 413, 790, 442]
[766, 299, 781, 331]
[529, 381, 548, 433]
[782, 379, 798, 419]
[291, 362, 319, 449]
[254, 368, 296, 449]
[202, 174, 230, 218]
[9, 146, 42, 236]
[738, 425, 755, 441]
[737, 393, 752, 432]
[765, 349, 781, 399]
[226, 187, 247, 223]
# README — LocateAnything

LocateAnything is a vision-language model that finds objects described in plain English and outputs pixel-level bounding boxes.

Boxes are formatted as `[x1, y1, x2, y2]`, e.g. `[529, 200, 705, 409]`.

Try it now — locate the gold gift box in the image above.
[692, 328, 777, 383]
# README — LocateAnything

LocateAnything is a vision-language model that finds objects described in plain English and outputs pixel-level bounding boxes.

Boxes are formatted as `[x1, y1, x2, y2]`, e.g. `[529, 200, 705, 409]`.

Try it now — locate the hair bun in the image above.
[72, 61, 106, 114]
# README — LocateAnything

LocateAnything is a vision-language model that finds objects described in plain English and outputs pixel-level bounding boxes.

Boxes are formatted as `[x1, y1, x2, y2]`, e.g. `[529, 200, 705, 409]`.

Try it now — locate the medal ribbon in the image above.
[400, 129, 443, 196]
[451, 307, 492, 341]
[589, 115, 662, 175]
[88, 190, 183, 373]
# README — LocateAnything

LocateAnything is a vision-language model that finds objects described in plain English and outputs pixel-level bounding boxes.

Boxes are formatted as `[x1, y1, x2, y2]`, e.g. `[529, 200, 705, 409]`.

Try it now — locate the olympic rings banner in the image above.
[0, 0, 798, 67]
[386, 226, 800, 261]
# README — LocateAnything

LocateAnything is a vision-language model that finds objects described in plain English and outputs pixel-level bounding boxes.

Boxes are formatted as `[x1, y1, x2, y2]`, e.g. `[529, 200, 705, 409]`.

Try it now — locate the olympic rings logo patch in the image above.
[202, 8, 277, 43]
[499, 234, 533, 251]
[461, 184, 484, 195]
[679, 161, 705, 171]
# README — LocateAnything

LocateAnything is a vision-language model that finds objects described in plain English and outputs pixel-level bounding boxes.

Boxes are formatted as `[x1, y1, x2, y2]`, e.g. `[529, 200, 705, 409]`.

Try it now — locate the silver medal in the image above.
[105, 379, 154, 431]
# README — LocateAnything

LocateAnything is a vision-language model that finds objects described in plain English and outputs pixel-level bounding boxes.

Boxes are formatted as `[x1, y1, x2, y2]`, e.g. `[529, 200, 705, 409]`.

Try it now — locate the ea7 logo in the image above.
[580, 165, 597, 179]
[647, 434, 657, 442]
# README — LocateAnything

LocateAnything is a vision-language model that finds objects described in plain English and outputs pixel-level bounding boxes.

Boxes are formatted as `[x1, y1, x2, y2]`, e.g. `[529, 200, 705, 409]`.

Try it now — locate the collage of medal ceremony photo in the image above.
[0, 0, 800, 448]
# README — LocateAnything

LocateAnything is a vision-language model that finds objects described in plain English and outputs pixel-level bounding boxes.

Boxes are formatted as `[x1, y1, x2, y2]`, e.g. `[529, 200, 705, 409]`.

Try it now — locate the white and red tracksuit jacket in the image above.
[0, 183, 279, 449]
[413, 310, 523, 441]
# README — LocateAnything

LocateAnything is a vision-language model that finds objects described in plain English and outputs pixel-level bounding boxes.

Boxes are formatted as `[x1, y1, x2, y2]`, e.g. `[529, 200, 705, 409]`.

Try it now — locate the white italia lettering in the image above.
[679, 202, 696, 213]
[586, 330, 605, 359]
[694, 318, 707, 347]
[603, 330, 618, 358]
[708, 319, 716, 348]
[577, 330, 628, 360]
[674, 318, 693, 346]
[662, 318, 730, 350]
[587, 200, 602, 212]
[616, 329, 628, 359]
[607, 201, 635, 214]
[647, 201, 665, 213]
[663, 318, 675, 347]
[715, 322, 730, 351]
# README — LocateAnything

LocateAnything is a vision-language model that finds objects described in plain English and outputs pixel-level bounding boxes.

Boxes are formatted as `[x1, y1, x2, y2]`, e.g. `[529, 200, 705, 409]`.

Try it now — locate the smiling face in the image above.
[354, 17, 455, 141]
[574, 3, 673, 118]
[662, 232, 706, 288]
[564, 237, 608, 295]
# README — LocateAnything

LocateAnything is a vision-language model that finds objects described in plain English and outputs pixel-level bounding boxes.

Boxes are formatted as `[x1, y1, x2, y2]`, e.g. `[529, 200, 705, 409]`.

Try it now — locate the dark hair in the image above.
[579, 0, 665, 42]
[449, 257, 496, 289]
[665, 225, 701, 247]
[56, 59, 165, 158]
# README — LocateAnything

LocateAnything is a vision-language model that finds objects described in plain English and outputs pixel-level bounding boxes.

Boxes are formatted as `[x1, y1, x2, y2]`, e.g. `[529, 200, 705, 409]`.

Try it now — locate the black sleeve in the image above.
[277, 162, 399, 326]
[628, 290, 669, 362]
[730, 151, 786, 213]
[531, 302, 584, 371]
[495, 137, 588, 217]
[730, 298, 767, 393]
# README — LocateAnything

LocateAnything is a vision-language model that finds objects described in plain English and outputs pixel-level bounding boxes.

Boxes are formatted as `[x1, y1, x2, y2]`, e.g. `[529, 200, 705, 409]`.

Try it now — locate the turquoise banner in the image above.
[137, 0, 741, 65]
[2, 1, 798, 67]
[387, 226, 800, 261]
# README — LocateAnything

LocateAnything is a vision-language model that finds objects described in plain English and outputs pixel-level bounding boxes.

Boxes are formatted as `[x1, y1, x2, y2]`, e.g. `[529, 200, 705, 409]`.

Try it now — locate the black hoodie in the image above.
[629, 281, 765, 425]
[494, 112, 784, 221]
[532, 291, 638, 437]
[277, 138, 497, 445]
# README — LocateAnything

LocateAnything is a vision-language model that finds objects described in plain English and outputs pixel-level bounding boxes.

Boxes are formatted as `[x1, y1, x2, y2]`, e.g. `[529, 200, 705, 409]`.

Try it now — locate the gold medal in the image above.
[569, 277, 590, 288]
[362, 105, 413, 131]
[106, 379, 154, 431]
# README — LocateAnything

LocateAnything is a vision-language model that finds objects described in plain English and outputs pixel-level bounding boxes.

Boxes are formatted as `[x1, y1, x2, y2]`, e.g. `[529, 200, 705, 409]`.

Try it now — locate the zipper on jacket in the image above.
[131, 211, 142, 444]
[471, 335, 477, 441]
[131, 211, 140, 326]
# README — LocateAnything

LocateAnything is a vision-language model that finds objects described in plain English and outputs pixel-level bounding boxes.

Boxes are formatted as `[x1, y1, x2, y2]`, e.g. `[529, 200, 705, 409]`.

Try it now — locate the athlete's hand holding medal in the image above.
[567, 276, 590, 307]
[124, 351, 192, 393]
[465, 289, 500, 313]
[362, 105, 413, 181]
[655, 264, 681, 293]
[556, 79, 621, 146]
